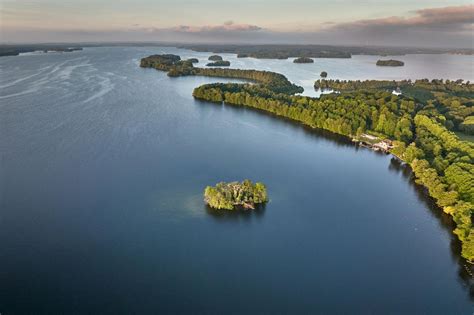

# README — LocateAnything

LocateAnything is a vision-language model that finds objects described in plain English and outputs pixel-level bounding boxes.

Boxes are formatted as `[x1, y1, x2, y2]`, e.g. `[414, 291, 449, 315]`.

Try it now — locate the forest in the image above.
[314, 79, 474, 135]
[141, 54, 474, 261]
[204, 180, 268, 210]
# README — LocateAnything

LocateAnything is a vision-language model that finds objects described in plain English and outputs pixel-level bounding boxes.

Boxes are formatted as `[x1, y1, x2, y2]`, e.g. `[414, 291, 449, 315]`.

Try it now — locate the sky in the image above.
[1, 0, 473, 48]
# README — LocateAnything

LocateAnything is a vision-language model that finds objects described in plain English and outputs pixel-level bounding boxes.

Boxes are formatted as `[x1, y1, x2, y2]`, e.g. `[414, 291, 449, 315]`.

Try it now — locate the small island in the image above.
[320, 71, 328, 78]
[188, 58, 199, 63]
[206, 60, 231, 67]
[43, 47, 83, 53]
[208, 55, 223, 61]
[204, 180, 268, 210]
[293, 57, 314, 63]
[376, 59, 404, 67]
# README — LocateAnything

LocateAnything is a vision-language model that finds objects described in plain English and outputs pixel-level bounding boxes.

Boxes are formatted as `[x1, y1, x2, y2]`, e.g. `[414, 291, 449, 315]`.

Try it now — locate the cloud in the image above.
[1, 6, 472, 48]
[171, 21, 262, 33]
[328, 4, 474, 32]
[119, 5, 474, 48]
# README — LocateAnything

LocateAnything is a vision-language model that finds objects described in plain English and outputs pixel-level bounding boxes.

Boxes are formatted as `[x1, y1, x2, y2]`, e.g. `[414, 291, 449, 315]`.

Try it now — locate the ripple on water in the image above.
[82, 75, 115, 104]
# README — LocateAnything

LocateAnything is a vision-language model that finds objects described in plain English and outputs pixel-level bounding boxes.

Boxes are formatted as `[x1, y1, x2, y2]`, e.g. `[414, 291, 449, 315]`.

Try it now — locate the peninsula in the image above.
[204, 180, 268, 210]
[140, 54, 303, 94]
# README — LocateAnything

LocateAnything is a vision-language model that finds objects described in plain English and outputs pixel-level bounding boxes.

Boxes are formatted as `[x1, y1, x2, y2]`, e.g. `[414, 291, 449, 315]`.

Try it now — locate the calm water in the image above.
[1, 47, 473, 314]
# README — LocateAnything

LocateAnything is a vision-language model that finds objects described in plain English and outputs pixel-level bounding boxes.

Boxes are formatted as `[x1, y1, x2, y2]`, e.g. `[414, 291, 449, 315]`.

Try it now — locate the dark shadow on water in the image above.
[205, 203, 267, 222]
[198, 99, 406, 160]
[389, 158, 474, 300]
[194, 99, 357, 150]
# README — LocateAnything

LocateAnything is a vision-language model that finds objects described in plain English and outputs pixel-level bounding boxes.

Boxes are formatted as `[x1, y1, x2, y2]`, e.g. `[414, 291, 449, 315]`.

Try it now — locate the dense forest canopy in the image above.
[314, 79, 474, 135]
[141, 53, 474, 262]
[204, 180, 268, 210]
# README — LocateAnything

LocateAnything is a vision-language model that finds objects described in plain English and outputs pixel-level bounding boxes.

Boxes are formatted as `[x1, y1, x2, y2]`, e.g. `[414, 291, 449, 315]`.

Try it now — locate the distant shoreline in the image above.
[2, 43, 473, 58]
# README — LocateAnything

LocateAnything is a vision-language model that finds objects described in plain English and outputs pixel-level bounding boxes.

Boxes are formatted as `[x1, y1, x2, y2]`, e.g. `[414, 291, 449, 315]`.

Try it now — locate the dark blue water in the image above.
[1, 47, 472, 314]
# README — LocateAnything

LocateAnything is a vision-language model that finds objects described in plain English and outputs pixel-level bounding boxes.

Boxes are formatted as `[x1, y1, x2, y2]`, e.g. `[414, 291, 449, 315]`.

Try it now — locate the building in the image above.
[373, 139, 394, 152]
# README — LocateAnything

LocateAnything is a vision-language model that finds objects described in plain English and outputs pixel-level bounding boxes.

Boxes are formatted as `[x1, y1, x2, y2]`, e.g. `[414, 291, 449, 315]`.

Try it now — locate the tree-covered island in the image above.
[140, 54, 182, 71]
[208, 55, 223, 61]
[294, 57, 314, 63]
[376, 59, 405, 66]
[206, 60, 231, 67]
[141, 54, 474, 262]
[204, 180, 268, 210]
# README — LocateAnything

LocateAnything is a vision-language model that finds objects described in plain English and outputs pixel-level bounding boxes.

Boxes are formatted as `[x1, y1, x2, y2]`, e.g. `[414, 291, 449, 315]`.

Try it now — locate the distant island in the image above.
[294, 57, 314, 63]
[376, 59, 405, 67]
[2, 43, 473, 58]
[204, 180, 268, 210]
[208, 55, 223, 61]
[0, 45, 83, 57]
[183, 44, 354, 59]
[206, 60, 231, 67]
[43, 47, 82, 53]
[177, 44, 474, 60]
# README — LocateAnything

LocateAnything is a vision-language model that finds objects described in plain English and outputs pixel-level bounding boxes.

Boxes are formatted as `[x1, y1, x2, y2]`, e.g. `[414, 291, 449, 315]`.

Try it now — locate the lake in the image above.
[1, 47, 473, 314]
